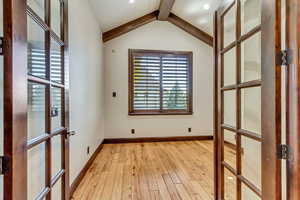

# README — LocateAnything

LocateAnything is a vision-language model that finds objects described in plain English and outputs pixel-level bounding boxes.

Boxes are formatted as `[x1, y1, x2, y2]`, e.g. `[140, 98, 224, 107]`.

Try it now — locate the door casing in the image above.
[285, 0, 300, 199]
[3, 0, 28, 199]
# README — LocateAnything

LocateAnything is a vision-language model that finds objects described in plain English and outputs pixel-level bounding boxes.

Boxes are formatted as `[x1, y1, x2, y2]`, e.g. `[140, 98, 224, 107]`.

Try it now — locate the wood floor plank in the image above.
[121, 164, 133, 200]
[72, 140, 221, 200]
[111, 163, 124, 200]
[100, 145, 121, 199]
[149, 190, 162, 200]
[175, 184, 193, 200]
[157, 143, 182, 184]
[149, 145, 172, 200]
[162, 173, 182, 200]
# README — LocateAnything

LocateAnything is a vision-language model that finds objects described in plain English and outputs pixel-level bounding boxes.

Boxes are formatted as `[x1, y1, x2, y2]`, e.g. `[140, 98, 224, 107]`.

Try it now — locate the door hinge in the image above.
[277, 144, 289, 160]
[0, 37, 3, 55]
[0, 156, 9, 175]
[277, 50, 293, 66]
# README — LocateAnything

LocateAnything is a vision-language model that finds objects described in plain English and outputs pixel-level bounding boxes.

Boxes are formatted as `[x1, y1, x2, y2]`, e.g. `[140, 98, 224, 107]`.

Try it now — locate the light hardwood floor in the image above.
[72, 140, 235, 200]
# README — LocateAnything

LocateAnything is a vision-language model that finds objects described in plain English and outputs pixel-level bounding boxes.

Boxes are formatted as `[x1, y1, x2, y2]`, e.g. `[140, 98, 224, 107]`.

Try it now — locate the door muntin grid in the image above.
[220, 0, 262, 199]
[26, 0, 66, 199]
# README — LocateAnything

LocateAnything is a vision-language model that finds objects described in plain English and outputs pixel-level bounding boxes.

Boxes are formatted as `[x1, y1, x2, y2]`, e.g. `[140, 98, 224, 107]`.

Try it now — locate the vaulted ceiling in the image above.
[172, 0, 221, 34]
[89, 0, 160, 32]
[89, 0, 221, 35]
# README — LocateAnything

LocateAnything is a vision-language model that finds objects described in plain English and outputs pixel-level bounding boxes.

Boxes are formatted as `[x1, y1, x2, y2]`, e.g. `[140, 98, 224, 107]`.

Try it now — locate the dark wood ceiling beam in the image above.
[103, 11, 159, 42]
[102, 11, 214, 46]
[158, 0, 175, 21]
[167, 13, 213, 46]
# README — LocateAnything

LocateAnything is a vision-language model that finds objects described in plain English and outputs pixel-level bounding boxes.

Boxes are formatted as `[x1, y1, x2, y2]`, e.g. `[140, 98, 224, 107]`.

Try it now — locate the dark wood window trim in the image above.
[128, 49, 193, 116]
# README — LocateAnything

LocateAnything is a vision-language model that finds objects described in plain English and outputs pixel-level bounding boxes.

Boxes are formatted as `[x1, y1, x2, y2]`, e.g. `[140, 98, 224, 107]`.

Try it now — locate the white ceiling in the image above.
[172, 0, 221, 34]
[89, 0, 221, 35]
[89, 0, 160, 32]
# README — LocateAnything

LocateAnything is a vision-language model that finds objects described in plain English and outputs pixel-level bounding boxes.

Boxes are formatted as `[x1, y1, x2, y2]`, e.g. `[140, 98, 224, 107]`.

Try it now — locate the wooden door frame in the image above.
[213, 10, 219, 200]
[62, 0, 70, 199]
[3, 0, 28, 199]
[213, 0, 282, 199]
[286, 0, 300, 199]
[3, 0, 70, 199]
[261, 0, 282, 199]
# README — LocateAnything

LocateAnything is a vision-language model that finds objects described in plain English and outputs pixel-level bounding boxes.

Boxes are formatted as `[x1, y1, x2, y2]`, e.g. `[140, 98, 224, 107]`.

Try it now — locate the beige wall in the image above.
[68, 0, 105, 184]
[104, 20, 214, 139]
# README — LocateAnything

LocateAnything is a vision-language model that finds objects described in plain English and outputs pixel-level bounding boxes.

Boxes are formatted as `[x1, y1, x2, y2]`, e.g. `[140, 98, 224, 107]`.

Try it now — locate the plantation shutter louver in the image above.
[133, 54, 161, 111]
[28, 48, 46, 79]
[129, 49, 193, 115]
[162, 55, 189, 110]
[28, 46, 62, 112]
[50, 50, 62, 83]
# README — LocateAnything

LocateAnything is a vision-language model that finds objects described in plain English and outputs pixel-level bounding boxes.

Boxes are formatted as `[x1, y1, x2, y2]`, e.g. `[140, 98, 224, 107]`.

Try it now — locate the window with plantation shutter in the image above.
[129, 49, 193, 115]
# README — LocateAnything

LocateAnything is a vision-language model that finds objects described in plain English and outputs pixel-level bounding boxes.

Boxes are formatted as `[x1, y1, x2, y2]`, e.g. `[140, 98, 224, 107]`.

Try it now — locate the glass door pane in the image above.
[224, 169, 237, 200]
[52, 179, 62, 200]
[27, 14, 46, 79]
[27, 0, 45, 21]
[28, 143, 46, 200]
[242, 184, 260, 200]
[224, 90, 236, 126]
[241, 136, 261, 189]
[241, 0, 261, 34]
[241, 32, 261, 82]
[224, 130, 237, 169]
[27, 82, 46, 140]
[241, 87, 261, 134]
[51, 0, 61, 37]
[51, 87, 62, 131]
[50, 39, 62, 83]
[51, 135, 62, 177]
[223, 47, 236, 86]
[223, 3, 236, 47]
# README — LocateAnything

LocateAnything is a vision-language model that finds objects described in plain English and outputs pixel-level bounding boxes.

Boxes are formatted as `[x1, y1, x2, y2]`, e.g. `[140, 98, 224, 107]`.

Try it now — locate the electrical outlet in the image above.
[87, 146, 90, 155]
[112, 92, 117, 97]
[188, 128, 192, 133]
[131, 129, 135, 134]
